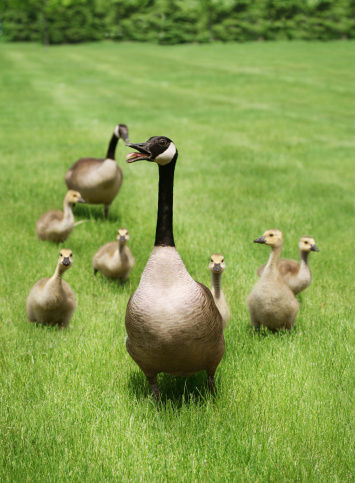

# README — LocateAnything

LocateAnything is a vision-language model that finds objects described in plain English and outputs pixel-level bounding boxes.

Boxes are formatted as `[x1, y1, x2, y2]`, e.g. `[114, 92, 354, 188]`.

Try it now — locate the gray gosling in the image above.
[65, 124, 129, 219]
[92, 228, 135, 281]
[257, 236, 319, 295]
[209, 253, 230, 329]
[247, 229, 299, 331]
[26, 249, 76, 329]
[125, 136, 225, 401]
[36, 190, 85, 243]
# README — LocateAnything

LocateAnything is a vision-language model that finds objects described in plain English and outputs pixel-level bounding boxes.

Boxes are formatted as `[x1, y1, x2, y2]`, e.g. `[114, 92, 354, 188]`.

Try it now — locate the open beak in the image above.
[254, 236, 266, 244]
[311, 244, 319, 252]
[126, 142, 152, 163]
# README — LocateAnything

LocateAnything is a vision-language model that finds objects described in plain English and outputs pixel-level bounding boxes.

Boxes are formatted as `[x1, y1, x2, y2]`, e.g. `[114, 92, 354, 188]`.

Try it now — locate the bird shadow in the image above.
[73, 204, 121, 223]
[127, 371, 218, 410]
[248, 324, 296, 338]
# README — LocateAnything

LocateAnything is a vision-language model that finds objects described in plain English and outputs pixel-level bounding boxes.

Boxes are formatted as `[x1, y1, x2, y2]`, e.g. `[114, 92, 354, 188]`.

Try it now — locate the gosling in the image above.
[209, 253, 230, 329]
[92, 228, 135, 282]
[36, 190, 85, 242]
[247, 229, 299, 331]
[26, 249, 76, 329]
[257, 236, 319, 295]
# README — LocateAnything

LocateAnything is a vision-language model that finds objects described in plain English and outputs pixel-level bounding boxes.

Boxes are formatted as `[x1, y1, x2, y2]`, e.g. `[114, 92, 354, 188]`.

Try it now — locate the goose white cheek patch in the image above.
[114, 125, 120, 137]
[155, 143, 176, 165]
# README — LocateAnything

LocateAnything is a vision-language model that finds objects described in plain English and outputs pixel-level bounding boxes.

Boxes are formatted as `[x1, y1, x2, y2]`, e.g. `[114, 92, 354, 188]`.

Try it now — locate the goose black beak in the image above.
[119, 125, 129, 143]
[213, 263, 222, 272]
[311, 244, 319, 252]
[62, 257, 71, 266]
[126, 142, 152, 163]
[254, 236, 266, 244]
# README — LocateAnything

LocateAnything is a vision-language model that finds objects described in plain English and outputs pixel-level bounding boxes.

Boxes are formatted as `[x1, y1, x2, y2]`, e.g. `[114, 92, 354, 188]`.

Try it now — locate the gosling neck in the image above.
[63, 200, 74, 221]
[118, 242, 128, 260]
[155, 155, 177, 247]
[300, 250, 310, 266]
[106, 133, 119, 160]
[264, 244, 283, 275]
[47, 263, 66, 290]
[211, 271, 223, 298]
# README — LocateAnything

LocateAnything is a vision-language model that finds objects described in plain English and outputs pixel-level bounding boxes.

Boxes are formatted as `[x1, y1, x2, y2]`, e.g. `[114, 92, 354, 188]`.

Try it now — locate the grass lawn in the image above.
[0, 40, 354, 481]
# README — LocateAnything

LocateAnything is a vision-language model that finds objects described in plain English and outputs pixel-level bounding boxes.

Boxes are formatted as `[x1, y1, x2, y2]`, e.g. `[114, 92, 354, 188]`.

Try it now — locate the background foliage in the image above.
[1, 0, 355, 45]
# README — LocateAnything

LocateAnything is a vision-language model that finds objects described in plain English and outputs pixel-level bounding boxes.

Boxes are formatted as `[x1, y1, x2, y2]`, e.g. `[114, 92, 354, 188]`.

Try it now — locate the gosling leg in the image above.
[104, 204, 110, 220]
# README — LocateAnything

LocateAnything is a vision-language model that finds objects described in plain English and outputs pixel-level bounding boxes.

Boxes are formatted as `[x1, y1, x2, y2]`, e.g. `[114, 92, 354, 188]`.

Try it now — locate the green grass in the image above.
[0, 40, 354, 481]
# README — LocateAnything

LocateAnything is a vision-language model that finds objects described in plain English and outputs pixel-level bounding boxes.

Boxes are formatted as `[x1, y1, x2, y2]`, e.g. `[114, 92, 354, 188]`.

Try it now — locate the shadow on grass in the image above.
[247, 324, 297, 338]
[73, 203, 121, 223]
[127, 370, 219, 409]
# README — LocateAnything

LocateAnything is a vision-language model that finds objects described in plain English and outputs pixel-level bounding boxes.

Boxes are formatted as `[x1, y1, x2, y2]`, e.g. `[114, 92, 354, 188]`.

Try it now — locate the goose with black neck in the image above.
[125, 136, 225, 401]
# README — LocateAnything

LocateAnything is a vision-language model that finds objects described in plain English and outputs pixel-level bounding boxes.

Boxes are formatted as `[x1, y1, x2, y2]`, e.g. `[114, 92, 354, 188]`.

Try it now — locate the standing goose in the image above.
[65, 124, 129, 219]
[92, 228, 135, 281]
[36, 190, 85, 242]
[125, 136, 225, 401]
[26, 249, 76, 329]
[247, 229, 299, 331]
[257, 236, 319, 295]
[209, 253, 230, 329]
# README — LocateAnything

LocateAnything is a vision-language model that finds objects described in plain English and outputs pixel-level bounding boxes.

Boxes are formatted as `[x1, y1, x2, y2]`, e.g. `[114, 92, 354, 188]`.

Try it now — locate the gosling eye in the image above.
[304, 241, 308, 244]
[222, 259, 224, 263]
[70, 253, 73, 257]
[269, 233, 274, 237]
[60, 253, 63, 257]
[210, 259, 213, 263]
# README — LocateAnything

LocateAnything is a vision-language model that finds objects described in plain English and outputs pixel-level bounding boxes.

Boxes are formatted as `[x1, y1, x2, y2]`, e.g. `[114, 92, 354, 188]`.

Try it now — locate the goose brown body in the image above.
[92, 228, 135, 281]
[26, 249, 76, 329]
[247, 229, 299, 331]
[124, 136, 224, 399]
[65, 124, 129, 218]
[257, 236, 319, 294]
[36, 190, 85, 242]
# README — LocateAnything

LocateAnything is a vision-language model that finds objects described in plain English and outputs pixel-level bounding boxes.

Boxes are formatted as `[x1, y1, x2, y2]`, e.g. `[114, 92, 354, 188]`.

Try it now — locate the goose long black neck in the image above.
[155, 155, 177, 247]
[106, 134, 119, 160]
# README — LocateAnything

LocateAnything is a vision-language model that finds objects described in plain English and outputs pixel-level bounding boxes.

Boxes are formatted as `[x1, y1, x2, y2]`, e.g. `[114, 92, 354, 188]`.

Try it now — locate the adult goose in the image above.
[26, 249, 76, 329]
[65, 124, 129, 219]
[257, 236, 319, 295]
[209, 253, 230, 329]
[247, 229, 299, 331]
[125, 136, 225, 401]
[36, 190, 85, 242]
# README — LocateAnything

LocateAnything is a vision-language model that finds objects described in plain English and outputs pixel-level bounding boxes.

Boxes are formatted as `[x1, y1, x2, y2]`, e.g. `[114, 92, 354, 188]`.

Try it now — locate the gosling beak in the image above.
[213, 263, 222, 272]
[119, 236, 126, 243]
[311, 244, 319, 252]
[119, 125, 129, 143]
[254, 236, 266, 244]
[62, 257, 71, 266]
[78, 197, 85, 203]
[126, 142, 152, 163]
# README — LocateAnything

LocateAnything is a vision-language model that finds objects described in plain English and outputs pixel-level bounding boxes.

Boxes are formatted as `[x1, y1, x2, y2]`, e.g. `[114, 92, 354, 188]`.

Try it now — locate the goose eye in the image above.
[269, 234, 274, 237]
[210, 259, 213, 263]
[60, 253, 63, 257]
[222, 259, 224, 262]
[70, 253, 73, 257]
[159, 139, 166, 145]
[304, 241, 308, 244]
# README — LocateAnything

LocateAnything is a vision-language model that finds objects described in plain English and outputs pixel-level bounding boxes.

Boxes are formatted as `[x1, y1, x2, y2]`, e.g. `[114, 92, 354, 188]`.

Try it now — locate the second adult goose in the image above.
[36, 190, 85, 242]
[92, 228, 135, 281]
[247, 229, 299, 331]
[125, 136, 225, 401]
[257, 236, 319, 295]
[209, 253, 230, 329]
[65, 124, 129, 219]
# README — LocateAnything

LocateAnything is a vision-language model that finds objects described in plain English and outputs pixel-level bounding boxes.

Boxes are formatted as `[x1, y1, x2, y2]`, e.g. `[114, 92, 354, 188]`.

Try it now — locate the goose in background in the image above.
[247, 229, 299, 331]
[36, 190, 85, 242]
[65, 124, 129, 219]
[209, 253, 230, 329]
[125, 136, 225, 401]
[257, 236, 319, 295]
[26, 249, 76, 329]
[92, 228, 135, 281]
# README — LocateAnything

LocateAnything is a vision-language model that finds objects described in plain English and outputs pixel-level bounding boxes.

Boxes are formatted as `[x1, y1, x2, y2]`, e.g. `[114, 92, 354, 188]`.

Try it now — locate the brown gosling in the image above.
[65, 124, 129, 219]
[257, 236, 319, 295]
[209, 253, 230, 329]
[92, 228, 135, 282]
[247, 229, 299, 331]
[36, 190, 85, 243]
[26, 249, 76, 329]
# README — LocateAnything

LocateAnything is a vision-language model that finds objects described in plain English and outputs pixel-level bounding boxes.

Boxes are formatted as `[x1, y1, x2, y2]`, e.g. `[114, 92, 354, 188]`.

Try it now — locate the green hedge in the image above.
[1, 0, 355, 45]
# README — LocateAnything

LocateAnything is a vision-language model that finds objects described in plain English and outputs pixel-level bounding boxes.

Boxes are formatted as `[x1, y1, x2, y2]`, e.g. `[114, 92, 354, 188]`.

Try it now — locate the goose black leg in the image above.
[146, 374, 160, 404]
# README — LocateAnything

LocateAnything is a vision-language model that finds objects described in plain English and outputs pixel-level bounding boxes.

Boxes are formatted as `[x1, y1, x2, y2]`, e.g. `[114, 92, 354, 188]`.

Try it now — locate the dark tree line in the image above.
[1, 0, 355, 45]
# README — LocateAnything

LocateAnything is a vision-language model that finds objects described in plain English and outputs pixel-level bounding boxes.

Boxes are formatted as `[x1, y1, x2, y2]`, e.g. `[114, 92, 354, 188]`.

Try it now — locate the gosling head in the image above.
[209, 253, 226, 274]
[254, 229, 283, 249]
[65, 190, 85, 207]
[114, 124, 129, 142]
[126, 136, 177, 166]
[299, 236, 319, 253]
[58, 249, 73, 271]
[116, 228, 130, 245]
